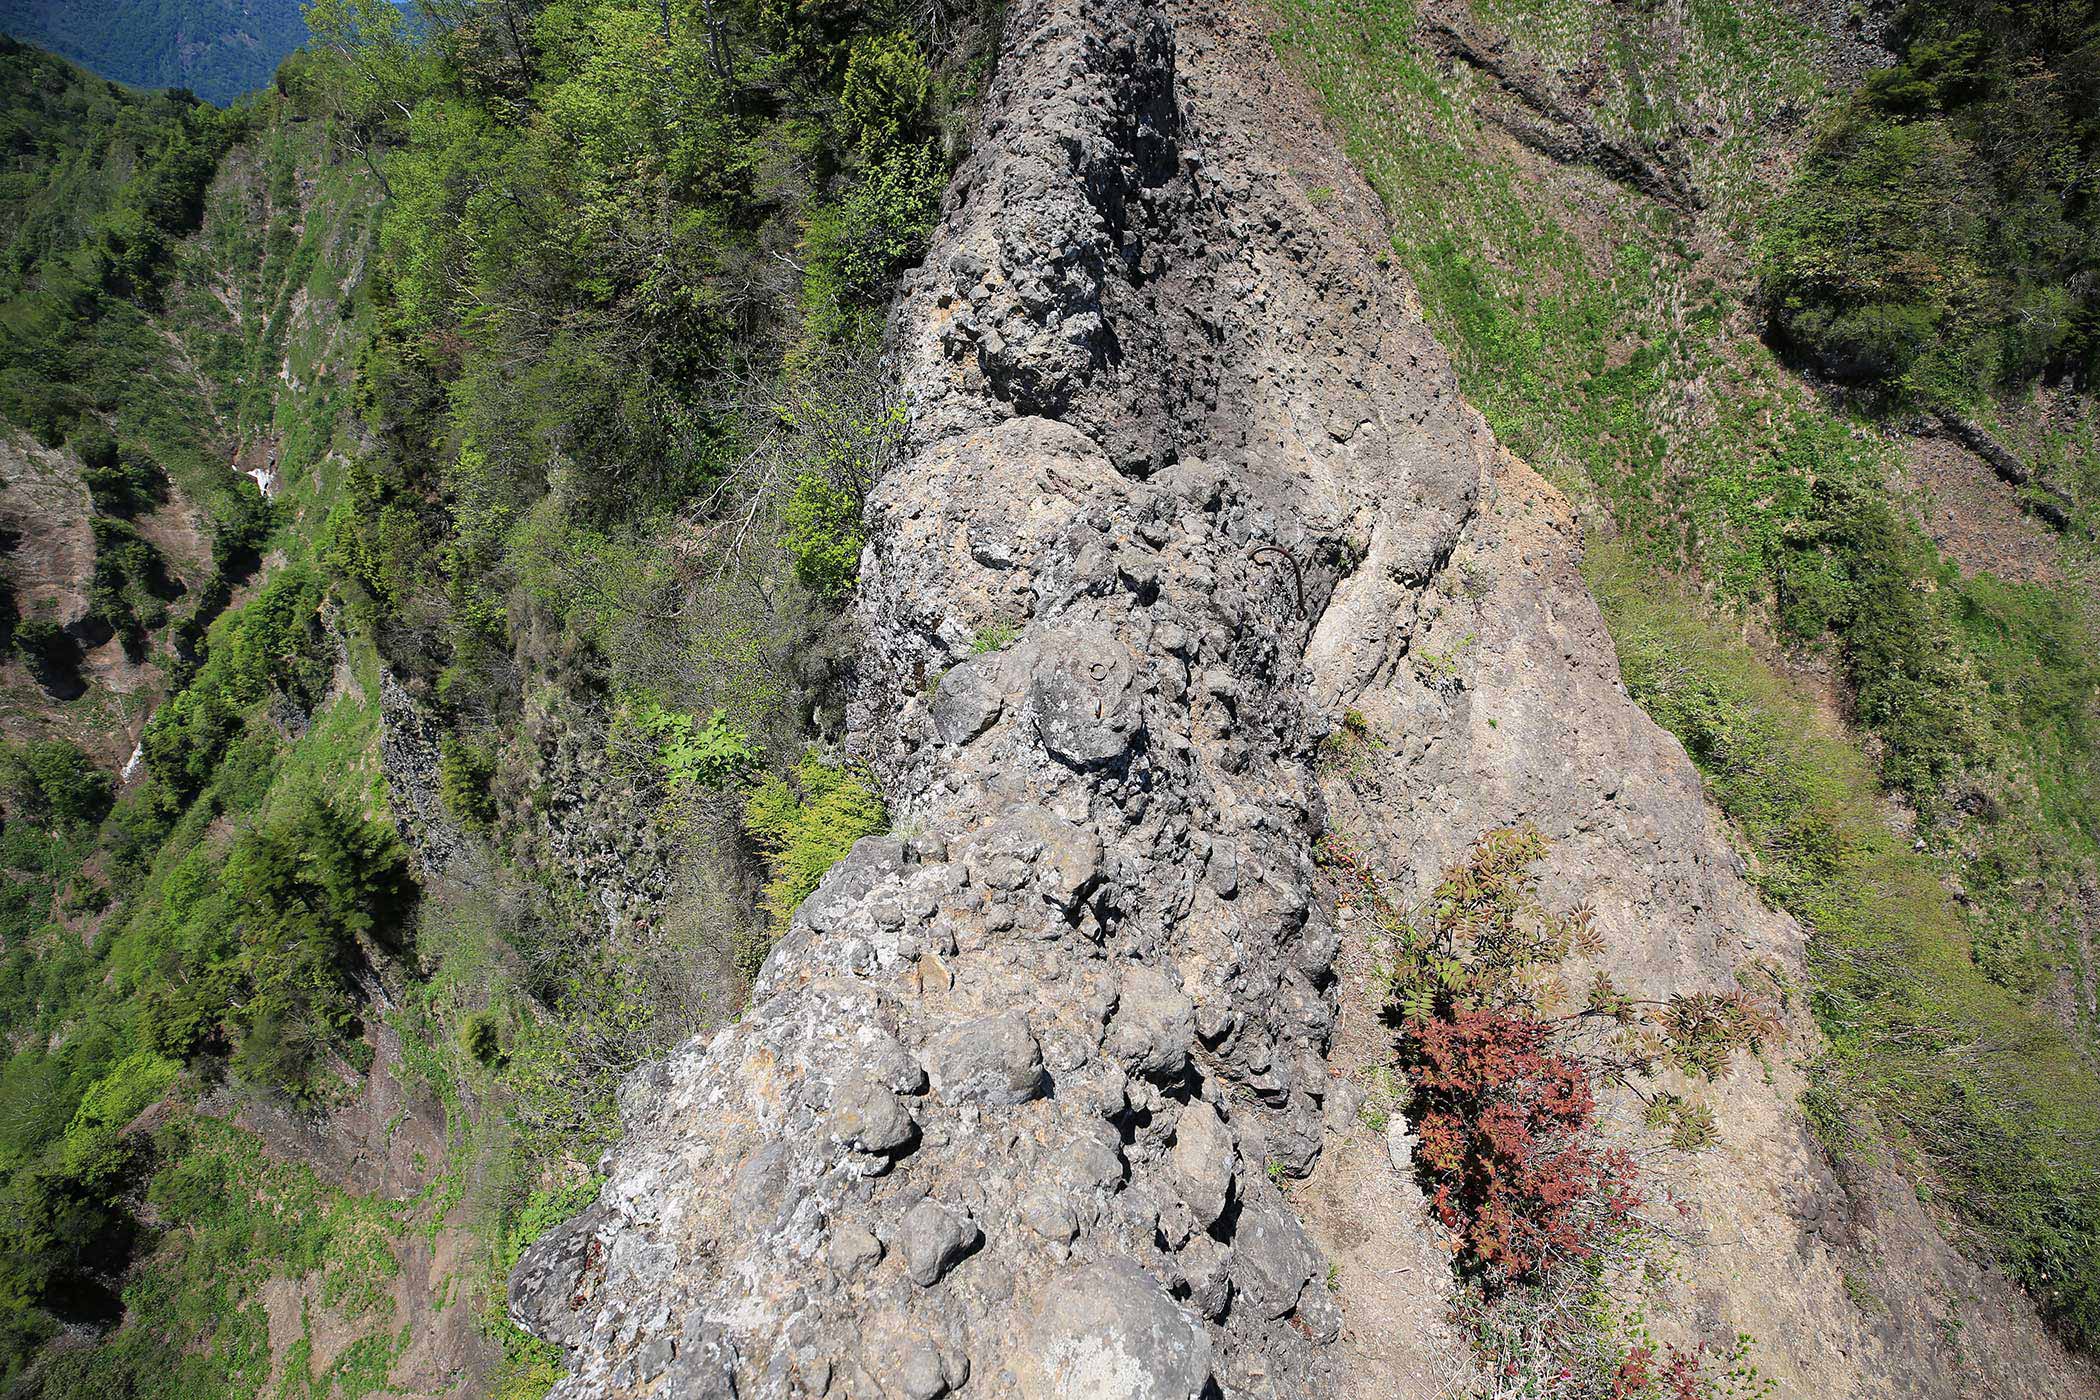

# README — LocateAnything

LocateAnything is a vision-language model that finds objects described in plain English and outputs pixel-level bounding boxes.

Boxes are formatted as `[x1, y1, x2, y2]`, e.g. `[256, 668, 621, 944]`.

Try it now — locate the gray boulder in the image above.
[898, 1199, 981, 1287]
[927, 1010, 1046, 1106]
[1015, 1262, 1213, 1400]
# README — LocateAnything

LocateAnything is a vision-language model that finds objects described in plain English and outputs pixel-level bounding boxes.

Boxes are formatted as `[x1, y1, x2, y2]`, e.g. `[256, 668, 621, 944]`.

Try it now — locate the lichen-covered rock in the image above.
[1014, 1263, 1213, 1400]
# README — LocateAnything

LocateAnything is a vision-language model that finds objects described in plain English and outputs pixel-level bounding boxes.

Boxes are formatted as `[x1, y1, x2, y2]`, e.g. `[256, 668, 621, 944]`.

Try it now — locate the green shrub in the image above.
[220, 796, 413, 1100]
[135, 980, 218, 1060]
[969, 622, 1018, 654]
[460, 1011, 503, 1066]
[80, 447, 166, 518]
[633, 702, 756, 793]
[438, 736, 498, 830]
[741, 752, 887, 954]
[840, 33, 932, 155]
[1, 740, 114, 832]
[68, 422, 118, 474]
[1758, 0, 2100, 399]
[65, 1051, 178, 1143]
[803, 142, 945, 340]
[142, 568, 329, 799]
[779, 472, 866, 599]
[1759, 115, 1983, 385]
[11, 619, 81, 684]
[1781, 477, 1982, 805]
[87, 516, 180, 651]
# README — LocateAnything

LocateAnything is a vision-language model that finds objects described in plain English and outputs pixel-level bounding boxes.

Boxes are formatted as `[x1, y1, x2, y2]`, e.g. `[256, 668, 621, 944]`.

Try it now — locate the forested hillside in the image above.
[0, 0, 308, 105]
[0, 0, 977, 1392]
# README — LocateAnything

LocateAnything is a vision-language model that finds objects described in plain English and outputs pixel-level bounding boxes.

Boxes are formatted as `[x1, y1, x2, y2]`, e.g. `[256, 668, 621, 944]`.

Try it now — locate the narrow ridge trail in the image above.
[510, 2, 2095, 1396]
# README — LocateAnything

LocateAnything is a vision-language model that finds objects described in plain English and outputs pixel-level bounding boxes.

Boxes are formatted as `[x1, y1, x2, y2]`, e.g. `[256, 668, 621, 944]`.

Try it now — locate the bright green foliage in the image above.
[840, 32, 932, 154]
[803, 142, 945, 334]
[970, 621, 1018, 654]
[741, 751, 886, 949]
[781, 472, 867, 598]
[771, 378, 905, 595]
[65, 1051, 178, 1143]
[635, 701, 756, 793]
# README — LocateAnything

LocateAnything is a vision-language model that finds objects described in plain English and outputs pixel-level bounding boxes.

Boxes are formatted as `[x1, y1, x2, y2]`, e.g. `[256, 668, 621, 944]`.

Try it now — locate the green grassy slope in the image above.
[1271, 0, 2100, 1352]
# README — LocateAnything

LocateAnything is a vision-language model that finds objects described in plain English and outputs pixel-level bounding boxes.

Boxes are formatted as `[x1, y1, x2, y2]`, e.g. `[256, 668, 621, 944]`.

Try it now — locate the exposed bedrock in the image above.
[511, 0, 1489, 1393]
[508, 0, 2096, 1397]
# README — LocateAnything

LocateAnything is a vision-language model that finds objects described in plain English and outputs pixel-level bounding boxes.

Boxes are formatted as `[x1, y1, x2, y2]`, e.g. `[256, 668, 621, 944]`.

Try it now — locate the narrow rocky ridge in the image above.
[507, 0, 2096, 1396]
[511, 0, 1486, 1392]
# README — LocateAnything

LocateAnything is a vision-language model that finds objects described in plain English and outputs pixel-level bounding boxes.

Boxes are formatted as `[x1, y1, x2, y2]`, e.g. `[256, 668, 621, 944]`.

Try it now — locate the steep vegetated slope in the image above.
[0, 0, 309, 105]
[1, 0, 987, 1395]
[0, 37, 448, 1400]
[1268, 0, 2100, 1381]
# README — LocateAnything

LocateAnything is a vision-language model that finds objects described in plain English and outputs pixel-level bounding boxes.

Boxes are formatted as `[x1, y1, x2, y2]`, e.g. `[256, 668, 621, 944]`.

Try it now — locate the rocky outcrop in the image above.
[1934, 410, 2080, 533]
[511, 0, 1484, 1392]
[509, 0, 2096, 1397]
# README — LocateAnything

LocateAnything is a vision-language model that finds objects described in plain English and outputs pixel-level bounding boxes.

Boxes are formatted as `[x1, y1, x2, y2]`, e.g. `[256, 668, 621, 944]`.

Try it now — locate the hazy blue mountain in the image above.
[0, 0, 307, 104]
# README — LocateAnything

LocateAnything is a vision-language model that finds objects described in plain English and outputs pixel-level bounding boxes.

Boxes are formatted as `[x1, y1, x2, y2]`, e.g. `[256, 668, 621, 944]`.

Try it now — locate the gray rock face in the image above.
[829, 1071, 917, 1154]
[510, 0, 1489, 1393]
[927, 1012, 1046, 1107]
[1168, 1100, 1236, 1229]
[1015, 1262, 1214, 1400]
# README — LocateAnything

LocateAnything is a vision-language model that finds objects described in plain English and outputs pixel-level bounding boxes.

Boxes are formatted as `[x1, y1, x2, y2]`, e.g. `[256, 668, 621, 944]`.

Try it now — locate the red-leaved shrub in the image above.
[1404, 1007, 1642, 1282]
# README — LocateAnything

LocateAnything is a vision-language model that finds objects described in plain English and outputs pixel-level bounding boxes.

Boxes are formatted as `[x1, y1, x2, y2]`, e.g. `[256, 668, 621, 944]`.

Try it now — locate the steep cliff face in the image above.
[509, 2, 2091, 1397]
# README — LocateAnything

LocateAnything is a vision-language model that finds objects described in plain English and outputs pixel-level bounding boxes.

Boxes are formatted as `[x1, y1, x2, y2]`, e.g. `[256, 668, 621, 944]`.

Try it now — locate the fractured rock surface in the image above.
[508, 0, 2097, 1397]
[510, 0, 1483, 1391]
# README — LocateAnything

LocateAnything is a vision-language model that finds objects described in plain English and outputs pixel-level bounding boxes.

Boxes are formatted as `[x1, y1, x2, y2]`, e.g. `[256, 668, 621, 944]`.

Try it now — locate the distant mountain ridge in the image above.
[0, 0, 306, 104]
